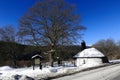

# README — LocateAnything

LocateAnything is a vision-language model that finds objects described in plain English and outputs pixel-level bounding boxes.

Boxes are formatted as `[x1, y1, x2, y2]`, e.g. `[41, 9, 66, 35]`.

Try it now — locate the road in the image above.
[53, 63, 120, 80]
[111, 74, 120, 80]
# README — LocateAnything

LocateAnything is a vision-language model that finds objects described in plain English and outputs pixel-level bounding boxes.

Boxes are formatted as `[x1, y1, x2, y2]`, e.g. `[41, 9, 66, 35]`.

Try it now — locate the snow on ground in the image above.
[0, 63, 104, 80]
[109, 59, 120, 64]
[0, 60, 120, 80]
[0, 66, 51, 80]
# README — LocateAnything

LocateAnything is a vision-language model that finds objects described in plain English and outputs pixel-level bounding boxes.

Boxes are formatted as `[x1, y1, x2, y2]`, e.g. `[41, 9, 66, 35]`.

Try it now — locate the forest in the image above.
[0, 38, 120, 67]
[0, 41, 81, 66]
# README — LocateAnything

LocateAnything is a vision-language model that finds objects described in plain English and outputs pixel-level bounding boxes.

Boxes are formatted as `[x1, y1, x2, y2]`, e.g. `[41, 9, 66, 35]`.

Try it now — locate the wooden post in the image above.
[32, 59, 35, 70]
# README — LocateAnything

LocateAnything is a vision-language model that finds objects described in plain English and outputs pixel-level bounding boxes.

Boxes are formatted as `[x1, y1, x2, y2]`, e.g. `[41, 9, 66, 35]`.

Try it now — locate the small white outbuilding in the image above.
[74, 48, 109, 67]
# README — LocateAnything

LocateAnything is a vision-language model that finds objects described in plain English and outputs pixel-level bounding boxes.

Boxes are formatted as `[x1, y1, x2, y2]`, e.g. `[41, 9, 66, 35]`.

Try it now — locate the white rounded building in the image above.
[74, 48, 109, 67]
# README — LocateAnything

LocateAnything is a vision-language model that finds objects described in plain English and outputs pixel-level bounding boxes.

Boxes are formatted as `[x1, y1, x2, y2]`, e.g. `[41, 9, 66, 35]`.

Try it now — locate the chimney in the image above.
[81, 40, 86, 51]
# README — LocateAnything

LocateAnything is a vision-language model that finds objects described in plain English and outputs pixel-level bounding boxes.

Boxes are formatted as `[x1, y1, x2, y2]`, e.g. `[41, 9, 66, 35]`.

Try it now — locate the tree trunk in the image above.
[49, 52, 54, 67]
[12, 52, 17, 68]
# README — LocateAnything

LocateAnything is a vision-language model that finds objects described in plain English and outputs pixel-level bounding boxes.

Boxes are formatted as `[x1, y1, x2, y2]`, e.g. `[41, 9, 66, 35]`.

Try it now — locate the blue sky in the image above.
[0, 0, 36, 27]
[0, 0, 120, 45]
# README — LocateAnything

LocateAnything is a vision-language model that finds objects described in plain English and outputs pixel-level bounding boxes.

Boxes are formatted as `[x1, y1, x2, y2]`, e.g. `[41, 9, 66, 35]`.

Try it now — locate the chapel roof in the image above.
[74, 48, 105, 58]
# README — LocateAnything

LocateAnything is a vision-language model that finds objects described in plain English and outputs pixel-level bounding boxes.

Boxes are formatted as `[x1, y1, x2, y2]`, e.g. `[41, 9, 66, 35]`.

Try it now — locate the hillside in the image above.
[0, 41, 84, 66]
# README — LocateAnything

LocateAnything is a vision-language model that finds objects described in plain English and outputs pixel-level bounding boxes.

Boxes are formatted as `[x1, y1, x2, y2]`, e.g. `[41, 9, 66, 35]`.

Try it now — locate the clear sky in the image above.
[0, 0, 120, 45]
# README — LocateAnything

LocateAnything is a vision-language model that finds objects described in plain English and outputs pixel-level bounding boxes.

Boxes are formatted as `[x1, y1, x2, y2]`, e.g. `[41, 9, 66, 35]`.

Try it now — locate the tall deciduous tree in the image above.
[18, 0, 86, 66]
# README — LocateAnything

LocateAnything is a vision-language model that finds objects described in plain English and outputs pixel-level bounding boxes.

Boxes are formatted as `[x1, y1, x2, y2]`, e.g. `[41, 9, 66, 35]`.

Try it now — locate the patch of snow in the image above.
[109, 59, 120, 63]
[0, 66, 13, 71]
[31, 54, 42, 59]
[63, 62, 75, 67]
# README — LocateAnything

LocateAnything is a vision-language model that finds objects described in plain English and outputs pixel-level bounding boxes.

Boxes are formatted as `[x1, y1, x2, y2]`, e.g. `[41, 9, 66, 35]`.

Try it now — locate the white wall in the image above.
[76, 58, 103, 67]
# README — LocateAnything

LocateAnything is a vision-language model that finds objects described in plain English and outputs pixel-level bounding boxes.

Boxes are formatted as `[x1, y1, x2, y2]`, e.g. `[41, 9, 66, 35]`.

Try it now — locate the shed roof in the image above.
[74, 48, 105, 58]
[32, 54, 42, 59]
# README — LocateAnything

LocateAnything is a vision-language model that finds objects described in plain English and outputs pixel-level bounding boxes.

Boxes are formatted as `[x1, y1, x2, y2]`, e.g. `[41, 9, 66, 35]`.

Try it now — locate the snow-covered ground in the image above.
[0, 62, 106, 80]
[0, 60, 119, 80]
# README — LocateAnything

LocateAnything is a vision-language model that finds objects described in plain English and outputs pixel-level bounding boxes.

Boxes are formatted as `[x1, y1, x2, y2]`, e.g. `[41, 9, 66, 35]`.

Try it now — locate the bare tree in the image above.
[18, 0, 86, 66]
[93, 38, 117, 59]
[0, 25, 16, 42]
[0, 25, 18, 67]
